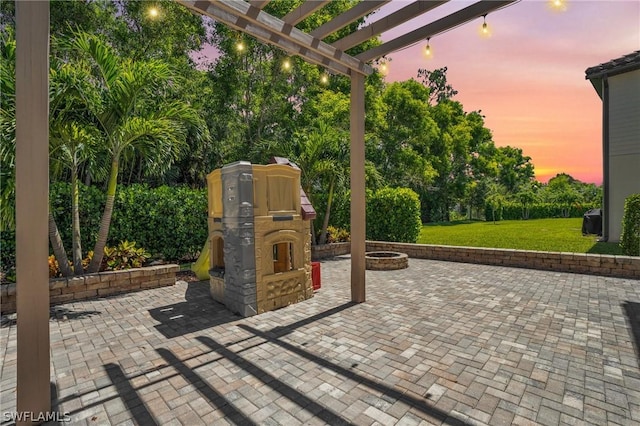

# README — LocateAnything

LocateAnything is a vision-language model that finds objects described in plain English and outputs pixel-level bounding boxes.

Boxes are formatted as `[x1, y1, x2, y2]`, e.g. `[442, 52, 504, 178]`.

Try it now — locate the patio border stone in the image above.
[0, 264, 179, 314]
[365, 241, 640, 279]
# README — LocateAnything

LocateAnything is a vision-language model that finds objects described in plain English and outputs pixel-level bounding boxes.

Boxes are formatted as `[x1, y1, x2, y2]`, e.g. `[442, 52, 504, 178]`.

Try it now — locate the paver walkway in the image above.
[1, 257, 639, 425]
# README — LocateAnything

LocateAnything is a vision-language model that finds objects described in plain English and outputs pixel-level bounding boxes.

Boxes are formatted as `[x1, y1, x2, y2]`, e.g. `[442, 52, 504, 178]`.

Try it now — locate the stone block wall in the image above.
[311, 242, 351, 260]
[0, 265, 178, 315]
[365, 241, 640, 279]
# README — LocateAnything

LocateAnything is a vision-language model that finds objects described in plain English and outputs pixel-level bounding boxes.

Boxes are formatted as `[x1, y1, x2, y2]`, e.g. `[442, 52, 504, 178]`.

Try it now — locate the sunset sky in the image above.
[377, 0, 640, 184]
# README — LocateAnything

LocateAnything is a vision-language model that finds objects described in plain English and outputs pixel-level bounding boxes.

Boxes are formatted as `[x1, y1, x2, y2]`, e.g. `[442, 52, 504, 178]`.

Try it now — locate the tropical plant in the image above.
[620, 193, 640, 256]
[103, 241, 151, 270]
[62, 31, 207, 272]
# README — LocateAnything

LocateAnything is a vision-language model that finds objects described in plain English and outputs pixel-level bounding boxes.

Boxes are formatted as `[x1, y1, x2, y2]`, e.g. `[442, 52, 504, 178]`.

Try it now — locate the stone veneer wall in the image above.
[366, 241, 640, 279]
[0, 264, 178, 315]
[311, 242, 351, 260]
[312, 242, 639, 279]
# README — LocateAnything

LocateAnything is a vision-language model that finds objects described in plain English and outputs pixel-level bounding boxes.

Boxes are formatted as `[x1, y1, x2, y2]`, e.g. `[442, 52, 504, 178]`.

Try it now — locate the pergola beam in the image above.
[332, 0, 449, 52]
[182, 1, 353, 76]
[184, 1, 372, 76]
[357, 0, 517, 62]
[15, 0, 51, 419]
[310, 0, 390, 39]
[282, 0, 330, 26]
[249, 0, 271, 10]
[213, 0, 372, 75]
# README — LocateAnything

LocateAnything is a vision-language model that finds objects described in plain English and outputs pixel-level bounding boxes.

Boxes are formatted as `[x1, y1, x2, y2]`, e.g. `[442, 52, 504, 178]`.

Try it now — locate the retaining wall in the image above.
[312, 242, 351, 260]
[0, 264, 179, 315]
[366, 241, 640, 279]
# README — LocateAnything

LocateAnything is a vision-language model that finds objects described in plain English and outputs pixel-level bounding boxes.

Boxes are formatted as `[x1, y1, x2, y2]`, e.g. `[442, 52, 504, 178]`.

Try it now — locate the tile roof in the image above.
[585, 50, 640, 79]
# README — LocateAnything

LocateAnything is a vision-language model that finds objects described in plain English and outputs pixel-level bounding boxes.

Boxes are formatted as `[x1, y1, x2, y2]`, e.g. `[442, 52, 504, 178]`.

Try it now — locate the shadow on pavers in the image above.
[149, 281, 241, 339]
[0, 306, 102, 328]
[238, 324, 472, 426]
[622, 301, 640, 364]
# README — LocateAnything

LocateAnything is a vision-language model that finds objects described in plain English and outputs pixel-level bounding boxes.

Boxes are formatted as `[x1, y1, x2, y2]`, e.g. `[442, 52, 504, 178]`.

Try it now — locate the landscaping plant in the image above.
[620, 193, 640, 256]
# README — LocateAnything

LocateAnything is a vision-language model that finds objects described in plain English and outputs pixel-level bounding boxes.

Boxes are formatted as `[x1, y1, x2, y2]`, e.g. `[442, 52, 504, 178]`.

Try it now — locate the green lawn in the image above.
[417, 218, 623, 255]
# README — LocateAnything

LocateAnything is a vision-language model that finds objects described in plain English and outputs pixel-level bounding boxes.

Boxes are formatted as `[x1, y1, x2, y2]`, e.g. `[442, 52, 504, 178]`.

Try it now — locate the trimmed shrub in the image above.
[620, 193, 640, 256]
[366, 187, 421, 243]
[109, 185, 208, 261]
[484, 202, 599, 221]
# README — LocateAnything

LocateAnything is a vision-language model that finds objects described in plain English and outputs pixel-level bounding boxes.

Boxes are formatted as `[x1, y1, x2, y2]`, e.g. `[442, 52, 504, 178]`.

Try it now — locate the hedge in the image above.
[1, 183, 208, 279]
[366, 187, 422, 243]
[620, 193, 640, 256]
[484, 202, 599, 221]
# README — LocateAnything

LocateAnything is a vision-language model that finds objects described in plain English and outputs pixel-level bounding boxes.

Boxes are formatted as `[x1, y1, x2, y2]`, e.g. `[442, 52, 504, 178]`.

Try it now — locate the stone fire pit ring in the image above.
[365, 251, 409, 270]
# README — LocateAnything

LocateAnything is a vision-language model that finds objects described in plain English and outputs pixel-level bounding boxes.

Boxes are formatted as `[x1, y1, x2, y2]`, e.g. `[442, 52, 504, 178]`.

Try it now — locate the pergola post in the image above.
[350, 72, 366, 303]
[15, 0, 51, 421]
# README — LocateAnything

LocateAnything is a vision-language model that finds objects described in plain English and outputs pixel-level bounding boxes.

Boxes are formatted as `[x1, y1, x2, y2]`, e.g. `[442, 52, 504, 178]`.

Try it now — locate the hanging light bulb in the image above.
[424, 38, 432, 58]
[236, 40, 245, 52]
[549, 0, 567, 12]
[148, 6, 159, 18]
[379, 62, 389, 76]
[320, 72, 329, 85]
[282, 58, 292, 71]
[480, 14, 491, 37]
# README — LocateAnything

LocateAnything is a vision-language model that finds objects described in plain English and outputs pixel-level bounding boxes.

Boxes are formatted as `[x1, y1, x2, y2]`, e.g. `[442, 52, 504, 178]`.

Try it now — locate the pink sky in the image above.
[378, 0, 640, 184]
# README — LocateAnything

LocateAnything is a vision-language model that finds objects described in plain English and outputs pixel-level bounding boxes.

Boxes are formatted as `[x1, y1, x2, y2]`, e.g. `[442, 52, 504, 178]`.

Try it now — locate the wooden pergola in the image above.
[15, 0, 517, 420]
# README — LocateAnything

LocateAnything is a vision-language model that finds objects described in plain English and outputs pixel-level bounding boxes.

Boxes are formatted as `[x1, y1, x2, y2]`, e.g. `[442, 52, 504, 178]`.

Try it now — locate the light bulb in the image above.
[480, 15, 491, 37]
[148, 7, 159, 18]
[236, 41, 245, 52]
[320, 73, 329, 84]
[424, 38, 432, 58]
[282, 59, 291, 71]
[549, 0, 567, 11]
[379, 63, 389, 76]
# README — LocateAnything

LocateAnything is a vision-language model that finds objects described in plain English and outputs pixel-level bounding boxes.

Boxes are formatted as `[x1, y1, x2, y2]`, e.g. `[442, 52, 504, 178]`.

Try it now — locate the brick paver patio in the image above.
[1, 256, 639, 425]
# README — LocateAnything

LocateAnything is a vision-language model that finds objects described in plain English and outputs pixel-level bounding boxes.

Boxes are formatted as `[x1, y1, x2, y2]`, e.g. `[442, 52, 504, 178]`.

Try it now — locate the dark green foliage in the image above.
[50, 182, 105, 254]
[484, 202, 598, 221]
[0, 229, 15, 281]
[48, 182, 207, 263]
[109, 185, 207, 261]
[366, 187, 422, 243]
[620, 193, 640, 256]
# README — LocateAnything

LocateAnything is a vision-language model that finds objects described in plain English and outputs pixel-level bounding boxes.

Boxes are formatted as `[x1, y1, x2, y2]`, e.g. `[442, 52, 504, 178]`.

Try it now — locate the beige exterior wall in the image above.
[608, 69, 640, 242]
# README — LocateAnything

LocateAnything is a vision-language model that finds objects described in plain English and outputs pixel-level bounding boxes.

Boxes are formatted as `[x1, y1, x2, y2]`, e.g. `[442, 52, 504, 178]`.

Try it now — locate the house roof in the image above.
[585, 50, 640, 80]
[585, 50, 640, 98]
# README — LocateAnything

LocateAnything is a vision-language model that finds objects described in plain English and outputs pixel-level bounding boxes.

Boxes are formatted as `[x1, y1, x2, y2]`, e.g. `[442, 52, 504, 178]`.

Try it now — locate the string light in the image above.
[549, 0, 568, 12]
[379, 62, 389, 76]
[320, 72, 329, 84]
[236, 40, 245, 52]
[148, 7, 159, 18]
[282, 58, 292, 71]
[424, 38, 432, 58]
[480, 14, 491, 37]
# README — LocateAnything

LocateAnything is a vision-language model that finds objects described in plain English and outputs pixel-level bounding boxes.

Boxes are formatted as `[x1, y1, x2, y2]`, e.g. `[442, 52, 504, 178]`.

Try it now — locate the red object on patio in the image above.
[311, 261, 321, 290]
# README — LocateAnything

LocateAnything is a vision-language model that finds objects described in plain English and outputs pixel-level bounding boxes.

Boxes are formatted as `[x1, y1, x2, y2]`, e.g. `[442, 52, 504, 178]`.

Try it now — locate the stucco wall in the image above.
[608, 69, 640, 242]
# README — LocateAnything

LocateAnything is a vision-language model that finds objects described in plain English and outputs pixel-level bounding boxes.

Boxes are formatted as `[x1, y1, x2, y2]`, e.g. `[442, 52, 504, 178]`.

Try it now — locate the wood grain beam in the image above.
[310, 0, 390, 39]
[332, 0, 449, 51]
[181, 1, 353, 75]
[185, 0, 372, 75]
[282, 0, 330, 26]
[249, 0, 271, 10]
[357, 0, 517, 62]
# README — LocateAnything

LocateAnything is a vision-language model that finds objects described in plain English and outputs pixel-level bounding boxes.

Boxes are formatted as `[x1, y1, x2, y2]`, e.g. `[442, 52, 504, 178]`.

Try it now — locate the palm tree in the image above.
[293, 121, 347, 245]
[65, 32, 207, 272]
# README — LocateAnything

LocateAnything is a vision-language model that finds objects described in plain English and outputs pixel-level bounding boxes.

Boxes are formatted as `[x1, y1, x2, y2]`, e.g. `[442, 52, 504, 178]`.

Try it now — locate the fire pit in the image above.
[365, 251, 409, 270]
